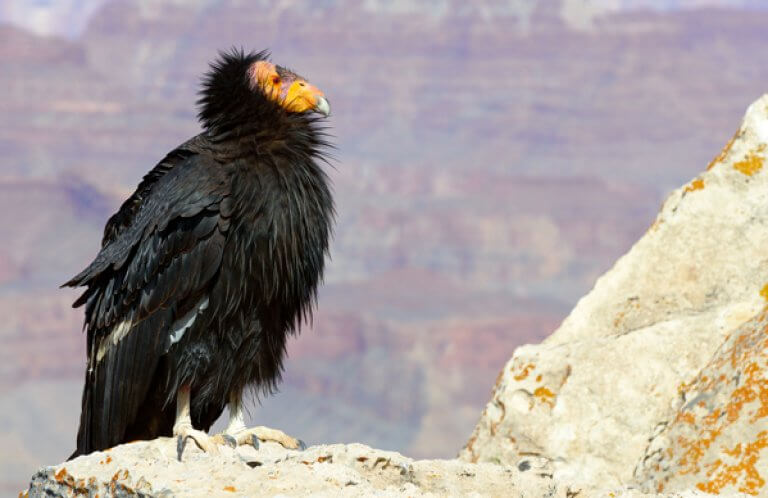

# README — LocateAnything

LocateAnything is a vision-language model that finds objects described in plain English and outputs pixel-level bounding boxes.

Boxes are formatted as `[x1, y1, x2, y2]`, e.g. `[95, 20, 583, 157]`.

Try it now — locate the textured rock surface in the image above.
[462, 94, 768, 490]
[25, 438, 720, 497]
[25, 439, 565, 497]
[636, 307, 768, 495]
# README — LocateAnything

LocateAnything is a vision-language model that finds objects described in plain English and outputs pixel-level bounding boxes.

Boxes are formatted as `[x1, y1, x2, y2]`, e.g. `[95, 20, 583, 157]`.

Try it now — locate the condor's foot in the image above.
[174, 422, 221, 461]
[214, 426, 306, 451]
[173, 385, 223, 461]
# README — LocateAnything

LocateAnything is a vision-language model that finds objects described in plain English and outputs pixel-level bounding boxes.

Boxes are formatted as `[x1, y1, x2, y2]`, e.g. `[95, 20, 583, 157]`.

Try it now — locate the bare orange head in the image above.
[248, 60, 330, 116]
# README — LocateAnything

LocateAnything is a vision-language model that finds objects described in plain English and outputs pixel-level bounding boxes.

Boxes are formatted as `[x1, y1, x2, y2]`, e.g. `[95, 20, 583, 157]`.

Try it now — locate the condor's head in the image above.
[197, 49, 330, 136]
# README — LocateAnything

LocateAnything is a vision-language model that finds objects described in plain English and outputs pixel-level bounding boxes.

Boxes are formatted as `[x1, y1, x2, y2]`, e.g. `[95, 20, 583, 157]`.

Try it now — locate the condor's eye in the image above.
[272, 75, 281, 85]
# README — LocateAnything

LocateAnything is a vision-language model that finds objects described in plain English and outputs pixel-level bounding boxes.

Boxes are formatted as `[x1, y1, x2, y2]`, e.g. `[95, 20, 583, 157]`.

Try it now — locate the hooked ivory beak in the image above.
[314, 96, 330, 117]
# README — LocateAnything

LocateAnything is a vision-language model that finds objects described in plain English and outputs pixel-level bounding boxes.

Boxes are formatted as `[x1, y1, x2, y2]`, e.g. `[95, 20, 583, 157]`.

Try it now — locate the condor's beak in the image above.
[314, 96, 330, 117]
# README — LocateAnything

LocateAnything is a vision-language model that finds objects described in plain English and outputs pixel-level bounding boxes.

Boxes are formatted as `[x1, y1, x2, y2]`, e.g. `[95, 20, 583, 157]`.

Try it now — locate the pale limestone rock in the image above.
[25, 438, 723, 497]
[461, 94, 768, 491]
[25, 438, 567, 497]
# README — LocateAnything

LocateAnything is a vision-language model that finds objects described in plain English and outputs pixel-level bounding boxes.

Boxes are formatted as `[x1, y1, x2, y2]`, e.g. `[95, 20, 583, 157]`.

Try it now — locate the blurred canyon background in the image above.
[2, 0, 768, 492]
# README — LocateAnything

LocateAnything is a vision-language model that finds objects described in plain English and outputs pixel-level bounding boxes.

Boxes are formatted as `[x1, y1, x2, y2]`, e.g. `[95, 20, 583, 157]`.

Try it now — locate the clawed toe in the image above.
[176, 434, 185, 461]
[175, 426, 221, 461]
[212, 433, 238, 448]
[220, 426, 305, 450]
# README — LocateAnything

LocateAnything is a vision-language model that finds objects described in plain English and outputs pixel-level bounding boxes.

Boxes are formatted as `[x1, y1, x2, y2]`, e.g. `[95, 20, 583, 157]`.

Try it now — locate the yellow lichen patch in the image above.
[684, 178, 705, 193]
[533, 386, 556, 408]
[760, 284, 768, 302]
[676, 411, 696, 425]
[723, 444, 743, 458]
[707, 131, 739, 171]
[513, 363, 535, 381]
[669, 316, 768, 494]
[696, 431, 768, 495]
[223, 486, 237, 492]
[733, 152, 765, 176]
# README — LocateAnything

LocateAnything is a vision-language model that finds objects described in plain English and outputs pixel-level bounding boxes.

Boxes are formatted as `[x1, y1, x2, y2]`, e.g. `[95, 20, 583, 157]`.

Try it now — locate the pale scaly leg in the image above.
[174, 385, 220, 461]
[213, 393, 306, 450]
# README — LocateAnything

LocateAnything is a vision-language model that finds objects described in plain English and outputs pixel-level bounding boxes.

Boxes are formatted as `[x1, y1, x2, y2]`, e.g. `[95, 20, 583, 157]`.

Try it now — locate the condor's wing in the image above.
[65, 153, 232, 456]
[100, 134, 209, 246]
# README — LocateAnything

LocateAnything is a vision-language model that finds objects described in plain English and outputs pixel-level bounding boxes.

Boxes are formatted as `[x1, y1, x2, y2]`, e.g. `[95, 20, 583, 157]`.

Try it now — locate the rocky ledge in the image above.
[25, 438, 558, 497]
[26, 438, 714, 497]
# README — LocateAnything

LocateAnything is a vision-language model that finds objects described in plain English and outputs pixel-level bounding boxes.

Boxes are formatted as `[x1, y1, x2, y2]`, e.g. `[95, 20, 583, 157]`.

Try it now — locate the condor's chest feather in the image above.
[225, 167, 329, 282]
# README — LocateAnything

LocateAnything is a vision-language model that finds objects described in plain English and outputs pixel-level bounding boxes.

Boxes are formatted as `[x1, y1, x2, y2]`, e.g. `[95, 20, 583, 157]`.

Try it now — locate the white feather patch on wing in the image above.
[96, 318, 133, 363]
[169, 296, 209, 346]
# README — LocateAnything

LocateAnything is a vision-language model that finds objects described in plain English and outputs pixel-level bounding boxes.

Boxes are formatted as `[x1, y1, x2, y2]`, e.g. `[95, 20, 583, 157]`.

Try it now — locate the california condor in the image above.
[65, 49, 334, 459]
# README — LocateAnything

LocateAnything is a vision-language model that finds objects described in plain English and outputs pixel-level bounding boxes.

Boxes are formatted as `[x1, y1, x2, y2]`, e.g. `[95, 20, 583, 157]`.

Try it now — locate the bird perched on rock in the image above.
[65, 49, 334, 460]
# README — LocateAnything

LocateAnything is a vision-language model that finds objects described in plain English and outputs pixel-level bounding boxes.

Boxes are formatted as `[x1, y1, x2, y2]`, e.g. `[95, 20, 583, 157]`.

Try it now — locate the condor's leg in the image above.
[214, 392, 306, 450]
[173, 385, 220, 460]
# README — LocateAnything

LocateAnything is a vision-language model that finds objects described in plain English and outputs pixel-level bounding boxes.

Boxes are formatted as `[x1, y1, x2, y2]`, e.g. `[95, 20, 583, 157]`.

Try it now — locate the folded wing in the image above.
[65, 153, 232, 455]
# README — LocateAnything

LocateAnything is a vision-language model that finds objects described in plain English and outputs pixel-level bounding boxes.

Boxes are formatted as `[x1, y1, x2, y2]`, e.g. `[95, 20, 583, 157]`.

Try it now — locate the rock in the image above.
[461, 94, 768, 491]
[26, 437, 725, 497]
[24, 438, 567, 497]
[635, 307, 768, 495]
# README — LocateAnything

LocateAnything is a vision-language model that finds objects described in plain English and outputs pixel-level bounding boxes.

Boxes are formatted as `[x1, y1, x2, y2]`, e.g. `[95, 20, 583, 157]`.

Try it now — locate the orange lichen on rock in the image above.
[696, 431, 768, 495]
[54, 468, 67, 482]
[707, 131, 739, 171]
[684, 178, 705, 193]
[223, 486, 237, 492]
[677, 411, 696, 426]
[533, 387, 555, 408]
[513, 363, 535, 381]
[659, 316, 768, 494]
[733, 150, 766, 176]
[760, 284, 768, 302]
